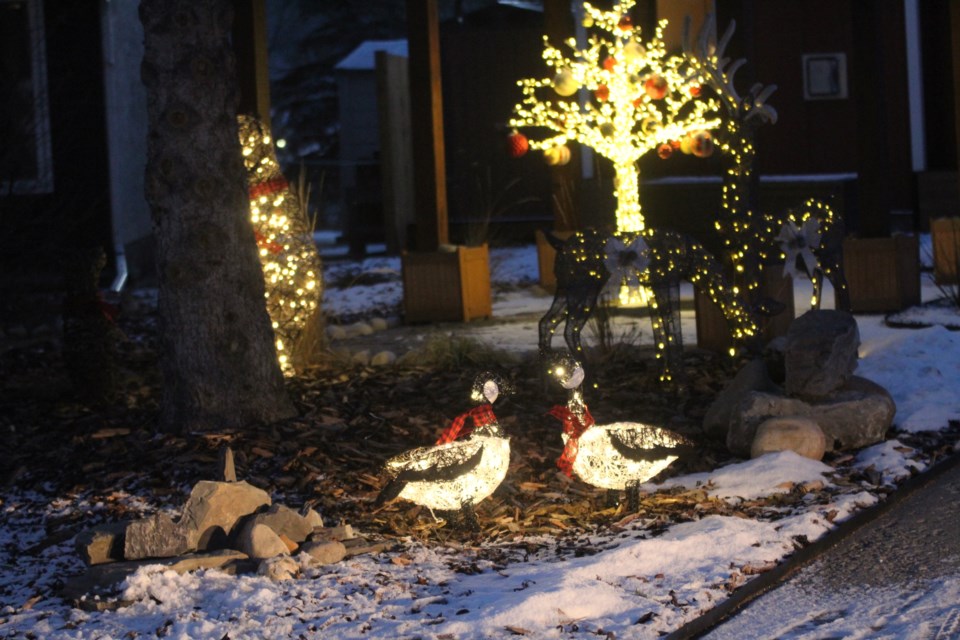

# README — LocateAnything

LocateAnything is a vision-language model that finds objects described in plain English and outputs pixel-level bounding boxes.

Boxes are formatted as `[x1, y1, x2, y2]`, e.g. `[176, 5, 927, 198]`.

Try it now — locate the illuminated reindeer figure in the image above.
[538, 227, 757, 383]
[683, 16, 849, 313]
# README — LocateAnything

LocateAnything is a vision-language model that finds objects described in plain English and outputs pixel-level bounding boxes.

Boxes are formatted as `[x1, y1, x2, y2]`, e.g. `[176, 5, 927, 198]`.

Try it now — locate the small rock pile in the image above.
[704, 310, 896, 460]
[67, 448, 384, 605]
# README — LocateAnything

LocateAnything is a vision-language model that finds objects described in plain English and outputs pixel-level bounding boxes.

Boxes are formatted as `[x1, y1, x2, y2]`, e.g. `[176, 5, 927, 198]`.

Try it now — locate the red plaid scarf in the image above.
[548, 404, 595, 477]
[436, 404, 497, 445]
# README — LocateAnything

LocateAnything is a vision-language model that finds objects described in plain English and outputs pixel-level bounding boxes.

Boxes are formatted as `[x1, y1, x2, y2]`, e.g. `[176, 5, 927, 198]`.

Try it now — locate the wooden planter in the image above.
[695, 266, 795, 353]
[535, 229, 576, 292]
[401, 244, 492, 323]
[931, 217, 960, 284]
[842, 235, 920, 312]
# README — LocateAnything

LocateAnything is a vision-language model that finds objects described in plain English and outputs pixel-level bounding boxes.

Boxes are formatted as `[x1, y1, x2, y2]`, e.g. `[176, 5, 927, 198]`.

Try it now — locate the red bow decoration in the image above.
[248, 176, 289, 200]
[548, 404, 595, 477]
[436, 404, 497, 445]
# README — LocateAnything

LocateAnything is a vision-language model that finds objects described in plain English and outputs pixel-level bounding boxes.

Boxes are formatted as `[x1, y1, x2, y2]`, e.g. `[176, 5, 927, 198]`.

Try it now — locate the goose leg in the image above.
[626, 480, 641, 512]
[605, 489, 620, 509]
[459, 503, 481, 533]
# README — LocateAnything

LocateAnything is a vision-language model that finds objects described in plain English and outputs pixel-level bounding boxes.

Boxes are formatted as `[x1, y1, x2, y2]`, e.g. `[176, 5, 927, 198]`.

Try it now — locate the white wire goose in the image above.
[548, 358, 693, 507]
[376, 374, 510, 528]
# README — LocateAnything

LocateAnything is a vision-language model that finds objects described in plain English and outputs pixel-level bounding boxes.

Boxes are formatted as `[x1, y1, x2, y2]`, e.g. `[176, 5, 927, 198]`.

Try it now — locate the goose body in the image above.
[562, 421, 687, 490]
[381, 428, 511, 510]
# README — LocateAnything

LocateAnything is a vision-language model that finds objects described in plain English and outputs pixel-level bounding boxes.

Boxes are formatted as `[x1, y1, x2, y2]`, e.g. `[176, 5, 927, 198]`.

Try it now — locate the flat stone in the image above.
[351, 350, 371, 365]
[703, 359, 779, 440]
[369, 317, 390, 332]
[301, 540, 346, 565]
[244, 504, 314, 543]
[219, 446, 237, 482]
[310, 524, 355, 542]
[239, 523, 290, 560]
[75, 521, 127, 566]
[785, 310, 860, 398]
[751, 416, 827, 460]
[257, 555, 299, 581]
[178, 480, 271, 552]
[327, 325, 348, 340]
[124, 513, 188, 561]
[61, 549, 249, 601]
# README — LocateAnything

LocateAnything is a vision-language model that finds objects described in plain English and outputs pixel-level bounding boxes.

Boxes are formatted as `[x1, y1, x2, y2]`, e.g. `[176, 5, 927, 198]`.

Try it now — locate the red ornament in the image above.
[670, 139, 681, 149]
[595, 84, 610, 101]
[506, 131, 529, 158]
[657, 143, 673, 159]
[617, 15, 633, 31]
[689, 84, 702, 97]
[644, 75, 667, 100]
[632, 97, 643, 109]
[602, 56, 617, 71]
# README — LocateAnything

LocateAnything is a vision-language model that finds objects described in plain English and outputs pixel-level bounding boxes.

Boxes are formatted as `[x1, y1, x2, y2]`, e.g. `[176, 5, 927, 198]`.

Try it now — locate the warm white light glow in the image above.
[562, 421, 683, 490]
[238, 115, 323, 375]
[510, 0, 719, 232]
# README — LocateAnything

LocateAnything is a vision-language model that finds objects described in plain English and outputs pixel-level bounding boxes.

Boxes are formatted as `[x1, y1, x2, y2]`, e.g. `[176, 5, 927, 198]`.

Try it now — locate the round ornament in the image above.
[644, 75, 667, 100]
[690, 130, 714, 158]
[602, 56, 617, 71]
[553, 69, 578, 97]
[617, 15, 633, 31]
[689, 84, 702, 97]
[595, 84, 610, 101]
[657, 143, 673, 159]
[506, 131, 529, 158]
[544, 145, 571, 166]
[599, 122, 615, 137]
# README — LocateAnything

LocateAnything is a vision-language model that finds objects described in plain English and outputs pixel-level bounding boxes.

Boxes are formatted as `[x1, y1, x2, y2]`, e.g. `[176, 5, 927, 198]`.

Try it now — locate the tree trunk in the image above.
[140, 0, 296, 433]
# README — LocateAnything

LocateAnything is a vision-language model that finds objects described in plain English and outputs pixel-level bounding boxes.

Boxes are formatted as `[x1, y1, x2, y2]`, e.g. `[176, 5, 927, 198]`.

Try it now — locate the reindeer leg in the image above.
[650, 282, 685, 384]
[538, 293, 568, 357]
[809, 269, 823, 310]
[823, 259, 850, 312]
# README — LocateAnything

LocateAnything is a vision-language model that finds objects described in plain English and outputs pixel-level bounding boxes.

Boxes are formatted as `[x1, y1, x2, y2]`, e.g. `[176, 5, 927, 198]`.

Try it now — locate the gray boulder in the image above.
[750, 416, 827, 461]
[242, 504, 314, 543]
[239, 523, 289, 560]
[728, 376, 896, 456]
[703, 359, 779, 440]
[124, 513, 189, 560]
[178, 480, 271, 551]
[785, 310, 860, 398]
[257, 555, 300, 581]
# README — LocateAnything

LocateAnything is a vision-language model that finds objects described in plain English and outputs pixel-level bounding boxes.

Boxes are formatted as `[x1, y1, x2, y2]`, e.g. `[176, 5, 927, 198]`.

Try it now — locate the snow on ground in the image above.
[1, 239, 959, 639]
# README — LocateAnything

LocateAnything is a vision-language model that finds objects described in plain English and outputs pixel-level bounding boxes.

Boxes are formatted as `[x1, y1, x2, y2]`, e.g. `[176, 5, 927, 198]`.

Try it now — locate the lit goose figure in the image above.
[376, 375, 510, 525]
[548, 358, 693, 505]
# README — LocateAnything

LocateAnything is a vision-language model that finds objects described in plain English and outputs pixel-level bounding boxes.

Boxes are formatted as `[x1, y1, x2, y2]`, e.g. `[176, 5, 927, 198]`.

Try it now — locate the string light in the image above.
[510, 0, 719, 232]
[238, 115, 322, 375]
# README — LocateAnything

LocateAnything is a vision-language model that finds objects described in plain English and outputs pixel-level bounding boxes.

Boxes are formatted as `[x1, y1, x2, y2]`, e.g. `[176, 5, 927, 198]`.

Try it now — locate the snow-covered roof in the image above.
[335, 39, 408, 71]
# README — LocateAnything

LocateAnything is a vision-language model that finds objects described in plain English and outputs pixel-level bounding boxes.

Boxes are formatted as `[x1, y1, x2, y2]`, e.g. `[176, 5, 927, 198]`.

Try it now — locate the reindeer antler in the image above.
[683, 15, 778, 125]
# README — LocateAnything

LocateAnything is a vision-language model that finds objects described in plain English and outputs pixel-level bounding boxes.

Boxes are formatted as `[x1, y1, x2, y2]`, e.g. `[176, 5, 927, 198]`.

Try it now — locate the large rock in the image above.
[239, 523, 289, 560]
[76, 521, 127, 566]
[750, 416, 827, 461]
[124, 513, 189, 560]
[257, 555, 299, 581]
[178, 480, 271, 551]
[242, 504, 314, 543]
[703, 359, 779, 440]
[728, 376, 896, 456]
[785, 310, 860, 398]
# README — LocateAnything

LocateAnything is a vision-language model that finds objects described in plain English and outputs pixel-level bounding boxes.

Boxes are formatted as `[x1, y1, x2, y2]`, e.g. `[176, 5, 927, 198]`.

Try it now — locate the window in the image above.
[802, 53, 848, 101]
[0, 0, 53, 195]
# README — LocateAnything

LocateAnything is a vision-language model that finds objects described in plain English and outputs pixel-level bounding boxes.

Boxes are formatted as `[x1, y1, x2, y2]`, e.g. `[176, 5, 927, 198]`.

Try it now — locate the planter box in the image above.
[843, 235, 920, 312]
[695, 266, 795, 353]
[535, 229, 576, 292]
[931, 217, 960, 284]
[401, 244, 492, 323]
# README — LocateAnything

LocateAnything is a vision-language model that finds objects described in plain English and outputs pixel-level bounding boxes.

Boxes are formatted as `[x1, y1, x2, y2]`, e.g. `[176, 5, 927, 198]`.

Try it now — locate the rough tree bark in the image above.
[140, 0, 296, 433]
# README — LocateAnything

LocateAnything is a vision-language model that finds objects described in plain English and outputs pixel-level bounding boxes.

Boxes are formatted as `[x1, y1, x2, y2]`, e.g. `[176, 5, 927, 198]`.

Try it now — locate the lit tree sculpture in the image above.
[510, 0, 720, 232]
[238, 115, 323, 375]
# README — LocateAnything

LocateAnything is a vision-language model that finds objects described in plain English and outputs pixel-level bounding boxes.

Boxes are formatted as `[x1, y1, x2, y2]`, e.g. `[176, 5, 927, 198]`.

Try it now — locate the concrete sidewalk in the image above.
[672, 453, 960, 639]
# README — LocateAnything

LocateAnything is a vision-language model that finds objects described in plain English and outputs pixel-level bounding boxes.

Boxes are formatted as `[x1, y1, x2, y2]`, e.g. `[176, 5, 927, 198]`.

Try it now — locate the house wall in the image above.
[0, 0, 112, 279]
